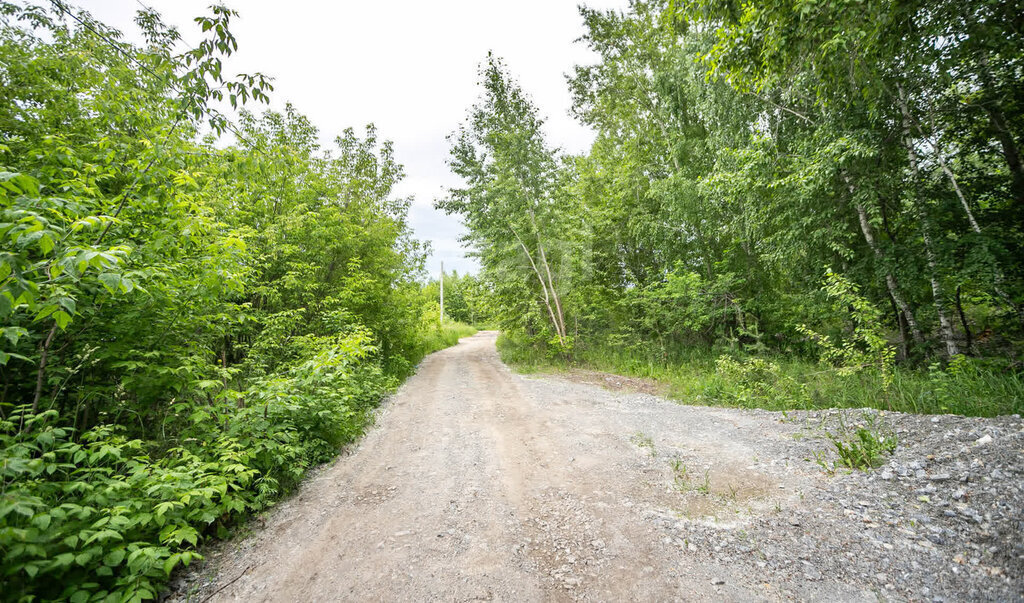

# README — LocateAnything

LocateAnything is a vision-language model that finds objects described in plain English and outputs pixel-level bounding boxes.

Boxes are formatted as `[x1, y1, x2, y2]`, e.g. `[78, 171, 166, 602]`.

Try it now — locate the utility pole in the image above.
[439, 260, 444, 325]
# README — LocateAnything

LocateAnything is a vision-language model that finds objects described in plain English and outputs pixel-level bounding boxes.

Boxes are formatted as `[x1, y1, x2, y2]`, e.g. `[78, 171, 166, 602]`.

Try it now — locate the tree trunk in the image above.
[898, 85, 960, 357]
[930, 139, 981, 234]
[842, 172, 924, 345]
[31, 324, 58, 414]
[534, 230, 567, 342]
[976, 56, 1024, 205]
[888, 293, 909, 361]
[919, 224, 959, 357]
[510, 225, 565, 345]
[539, 247, 567, 341]
[956, 284, 975, 355]
[986, 106, 1024, 205]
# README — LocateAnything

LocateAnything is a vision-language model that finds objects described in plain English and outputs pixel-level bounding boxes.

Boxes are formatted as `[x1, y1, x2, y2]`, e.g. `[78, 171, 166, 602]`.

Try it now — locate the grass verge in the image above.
[496, 334, 1024, 417]
[417, 322, 478, 358]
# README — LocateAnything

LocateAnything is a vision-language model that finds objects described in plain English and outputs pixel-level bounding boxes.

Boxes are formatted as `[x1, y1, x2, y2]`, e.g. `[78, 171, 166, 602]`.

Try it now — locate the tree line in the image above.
[439, 0, 1023, 410]
[0, 3, 467, 600]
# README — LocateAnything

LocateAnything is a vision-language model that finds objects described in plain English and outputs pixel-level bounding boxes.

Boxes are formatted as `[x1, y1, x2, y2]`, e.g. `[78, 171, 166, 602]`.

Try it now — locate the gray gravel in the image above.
[601, 398, 1024, 602]
[168, 332, 1023, 602]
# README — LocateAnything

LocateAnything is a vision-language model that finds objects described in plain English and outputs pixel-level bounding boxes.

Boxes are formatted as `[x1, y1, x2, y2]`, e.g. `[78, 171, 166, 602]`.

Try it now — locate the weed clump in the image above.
[815, 412, 898, 472]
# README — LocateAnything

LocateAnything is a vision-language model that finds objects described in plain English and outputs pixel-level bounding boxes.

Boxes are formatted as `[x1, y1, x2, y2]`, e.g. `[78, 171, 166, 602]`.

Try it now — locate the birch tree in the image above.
[438, 55, 577, 350]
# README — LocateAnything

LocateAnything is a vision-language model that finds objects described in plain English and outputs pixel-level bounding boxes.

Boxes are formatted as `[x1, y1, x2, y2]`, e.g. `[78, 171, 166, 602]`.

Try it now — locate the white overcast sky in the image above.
[76, 0, 628, 277]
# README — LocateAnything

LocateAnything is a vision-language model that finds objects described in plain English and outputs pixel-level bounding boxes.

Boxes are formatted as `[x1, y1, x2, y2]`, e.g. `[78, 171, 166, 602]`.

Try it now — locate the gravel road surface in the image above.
[170, 331, 1023, 602]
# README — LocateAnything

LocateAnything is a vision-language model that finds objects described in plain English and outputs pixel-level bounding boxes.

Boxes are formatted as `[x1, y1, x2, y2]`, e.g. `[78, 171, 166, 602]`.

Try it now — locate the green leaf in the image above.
[57, 296, 76, 315]
[38, 233, 54, 255]
[0, 351, 28, 365]
[53, 310, 72, 330]
[104, 548, 126, 566]
[31, 513, 51, 530]
[98, 272, 120, 294]
[1, 326, 27, 345]
[34, 304, 57, 321]
[162, 553, 181, 576]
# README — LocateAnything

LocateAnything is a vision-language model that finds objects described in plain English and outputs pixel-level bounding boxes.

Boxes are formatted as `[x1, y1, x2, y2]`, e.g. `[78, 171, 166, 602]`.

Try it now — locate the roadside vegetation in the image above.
[498, 333, 1023, 417]
[0, 3, 477, 601]
[420, 321, 478, 357]
[2, 0, 1022, 599]
[443, 0, 1024, 419]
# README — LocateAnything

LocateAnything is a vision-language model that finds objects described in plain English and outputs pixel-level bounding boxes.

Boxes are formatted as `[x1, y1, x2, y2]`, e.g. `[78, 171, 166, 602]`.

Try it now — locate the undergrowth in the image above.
[1, 334, 383, 602]
[496, 334, 1024, 417]
[416, 322, 477, 359]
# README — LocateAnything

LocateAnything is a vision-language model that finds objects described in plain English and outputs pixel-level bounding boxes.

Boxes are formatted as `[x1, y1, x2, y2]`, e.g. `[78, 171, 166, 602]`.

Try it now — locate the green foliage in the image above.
[0, 0, 267, 357]
[1, 409, 245, 602]
[669, 457, 689, 490]
[713, 355, 811, 409]
[798, 269, 897, 398]
[0, 4, 460, 601]
[825, 413, 898, 472]
[0, 332, 389, 602]
[923, 355, 1024, 417]
[474, 0, 1023, 417]
[438, 55, 581, 352]
[208, 106, 427, 379]
[498, 334, 1024, 417]
[422, 270, 496, 327]
[494, 332, 543, 372]
[415, 322, 478, 359]
[620, 268, 749, 352]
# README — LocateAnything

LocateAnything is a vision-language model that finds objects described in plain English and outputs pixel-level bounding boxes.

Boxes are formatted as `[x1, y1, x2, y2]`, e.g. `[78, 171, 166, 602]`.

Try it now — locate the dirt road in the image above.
[178, 332, 1022, 602]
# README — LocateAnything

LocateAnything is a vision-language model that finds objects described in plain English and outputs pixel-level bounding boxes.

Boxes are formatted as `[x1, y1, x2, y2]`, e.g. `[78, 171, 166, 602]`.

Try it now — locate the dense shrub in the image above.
[1, 334, 385, 602]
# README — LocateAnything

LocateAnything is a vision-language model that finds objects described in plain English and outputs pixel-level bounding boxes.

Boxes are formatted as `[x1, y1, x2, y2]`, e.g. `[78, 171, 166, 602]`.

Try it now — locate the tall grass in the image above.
[496, 334, 1024, 417]
[418, 321, 478, 358]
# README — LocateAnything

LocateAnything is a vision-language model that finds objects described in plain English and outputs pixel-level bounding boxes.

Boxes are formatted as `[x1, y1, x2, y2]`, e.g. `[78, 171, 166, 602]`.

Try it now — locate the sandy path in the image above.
[179, 332, 1020, 602]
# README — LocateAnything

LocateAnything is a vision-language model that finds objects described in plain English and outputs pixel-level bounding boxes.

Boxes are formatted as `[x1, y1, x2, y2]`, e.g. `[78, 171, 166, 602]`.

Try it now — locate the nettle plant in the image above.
[1, 409, 246, 602]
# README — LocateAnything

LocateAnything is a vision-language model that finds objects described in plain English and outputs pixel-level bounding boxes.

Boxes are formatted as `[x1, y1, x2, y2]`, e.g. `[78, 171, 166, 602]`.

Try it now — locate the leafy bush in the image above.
[1, 333, 386, 602]
[495, 332, 549, 372]
[2, 410, 244, 602]
[713, 355, 811, 409]
[798, 269, 896, 399]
